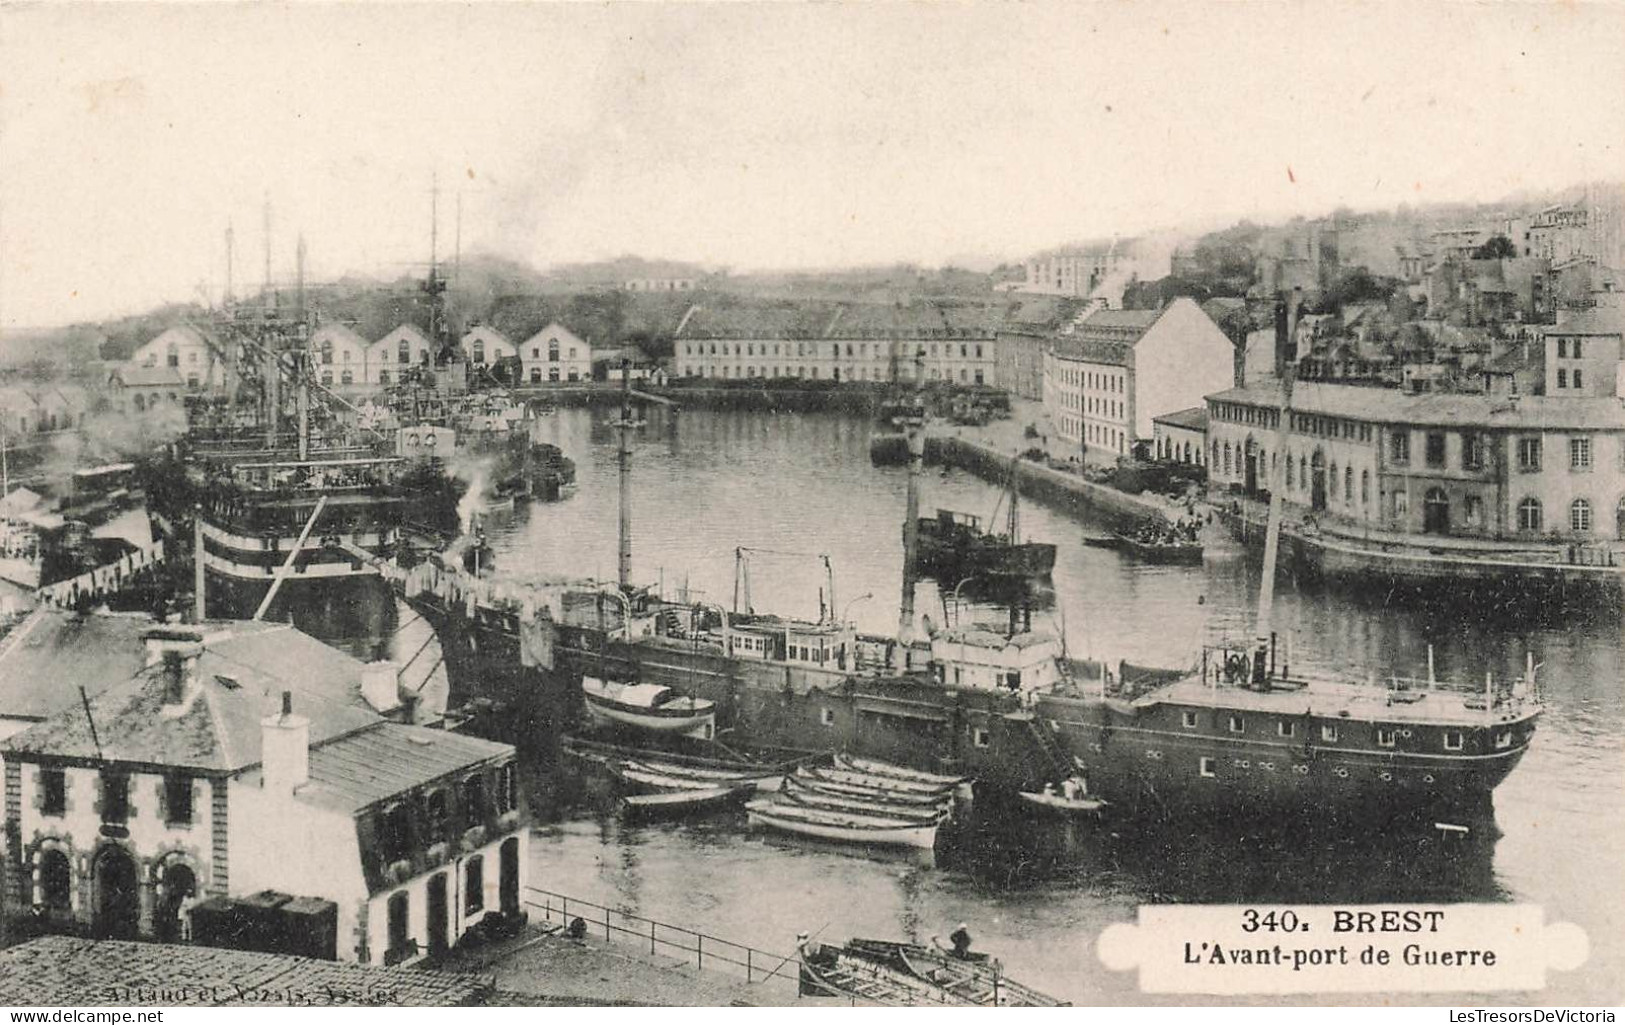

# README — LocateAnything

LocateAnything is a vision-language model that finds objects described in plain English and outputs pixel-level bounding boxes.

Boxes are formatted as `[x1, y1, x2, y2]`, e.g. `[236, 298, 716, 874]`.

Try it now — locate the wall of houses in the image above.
[675, 335, 994, 386]
[1131, 300, 1237, 442]
[519, 325, 592, 384]
[1042, 354, 1131, 462]
[359, 831, 526, 968]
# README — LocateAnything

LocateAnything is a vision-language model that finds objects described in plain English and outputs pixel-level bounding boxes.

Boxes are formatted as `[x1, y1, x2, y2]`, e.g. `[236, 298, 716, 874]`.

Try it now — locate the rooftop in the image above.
[1208, 380, 1625, 431]
[1153, 406, 1209, 431]
[0, 936, 492, 1006]
[2, 613, 381, 770]
[241, 721, 512, 813]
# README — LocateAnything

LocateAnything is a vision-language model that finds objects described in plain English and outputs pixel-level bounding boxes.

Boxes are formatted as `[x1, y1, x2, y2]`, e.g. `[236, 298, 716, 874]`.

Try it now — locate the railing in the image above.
[523, 886, 801, 993]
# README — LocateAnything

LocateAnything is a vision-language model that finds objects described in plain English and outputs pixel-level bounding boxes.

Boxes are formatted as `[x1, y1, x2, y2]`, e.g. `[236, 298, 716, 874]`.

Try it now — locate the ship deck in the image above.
[1122, 673, 1538, 725]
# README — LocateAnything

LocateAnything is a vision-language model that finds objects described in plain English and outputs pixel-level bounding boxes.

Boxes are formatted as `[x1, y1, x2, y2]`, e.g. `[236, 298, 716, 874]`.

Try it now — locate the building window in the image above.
[1361, 470, 1370, 505]
[1343, 466, 1353, 503]
[1571, 499, 1593, 533]
[972, 727, 991, 749]
[1181, 710, 1198, 728]
[1517, 437, 1541, 472]
[1518, 497, 1543, 532]
[1557, 368, 1568, 389]
[1574, 369, 1585, 390]
[1465, 494, 1485, 528]
[1573, 339, 1584, 359]
[1277, 721, 1295, 738]
[1425, 432, 1446, 467]
[41, 768, 66, 816]
[463, 774, 487, 823]
[1557, 338, 1568, 358]
[39, 849, 71, 912]
[380, 803, 413, 863]
[1227, 715, 1245, 734]
[1321, 724, 1339, 743]
[1463, 434, 1485, 470]
[1199, 757, 1217, 778]
[1390, 432, 1410, 463]
[386, 891, 411, 963]
[1376, 729, 1396, 748]
[1443, 730, 1464, 752]
[820, 707, 836, 727]
[1571, 437, 1592, 470]
[465, 857, 485, 914]
[427, 789, 449, 842]
[101, 774, 130, 823]
[165, 775, 193, 826]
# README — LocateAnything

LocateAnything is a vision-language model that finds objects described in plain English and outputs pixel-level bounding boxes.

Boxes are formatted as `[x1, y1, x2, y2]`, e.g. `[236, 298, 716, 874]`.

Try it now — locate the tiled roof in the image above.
[2, 615, 380, 771]
[0, 936, 492, 1006]
[1207, 380, 1625, 430]
[1153, 406, 1209, 431]
[247, 721, 512, 813]
[0, 611, 153, 721]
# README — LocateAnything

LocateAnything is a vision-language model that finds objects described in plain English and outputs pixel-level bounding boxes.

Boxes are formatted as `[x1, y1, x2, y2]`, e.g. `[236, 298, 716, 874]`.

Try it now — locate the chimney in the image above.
[144, 625, 205, 708]
[261, 690, 309, 795]
[361, 660, 401, 714]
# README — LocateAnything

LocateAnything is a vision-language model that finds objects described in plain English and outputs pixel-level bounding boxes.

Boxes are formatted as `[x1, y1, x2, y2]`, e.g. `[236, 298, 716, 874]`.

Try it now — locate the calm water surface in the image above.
[448, 408, 1622, 1005]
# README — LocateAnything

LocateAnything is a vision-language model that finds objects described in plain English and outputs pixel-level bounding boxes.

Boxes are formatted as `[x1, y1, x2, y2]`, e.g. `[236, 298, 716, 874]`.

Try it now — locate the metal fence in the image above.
[523, 886, 801, 993]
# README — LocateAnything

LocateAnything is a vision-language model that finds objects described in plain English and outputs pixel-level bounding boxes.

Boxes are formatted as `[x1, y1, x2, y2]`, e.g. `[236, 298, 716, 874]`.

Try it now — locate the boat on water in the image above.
[609, 763, 742, 793]
[746, 799, 939, 850]
[781, 776, 947, 823]
[1087, 522, 1204, 564]
[792, 767, 953, 806]
[622, 758, 785, 792]
[915, 507, 1056, 581]
[581, 677, 716, 740]
[832, 753, 966, 787]
[867, 394, 926, 468]
[798, 935, 1062, 1006]
[806, 764, 955, 796]
[620, 785, 751, 819]
[846, 937, 1068, 1007]
[1016, 788, 1108, 817]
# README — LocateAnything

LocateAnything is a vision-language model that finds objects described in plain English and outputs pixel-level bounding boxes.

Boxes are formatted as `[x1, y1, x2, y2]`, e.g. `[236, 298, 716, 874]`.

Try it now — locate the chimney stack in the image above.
[361, 660, 401, 714]
[144, 625, 205, 708]
[261, 690, 309, 795]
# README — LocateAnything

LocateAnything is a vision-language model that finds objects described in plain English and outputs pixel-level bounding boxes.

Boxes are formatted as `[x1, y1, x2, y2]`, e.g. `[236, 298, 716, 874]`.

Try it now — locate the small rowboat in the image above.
[781, 777, 947, 823]
[624, 758, 784, 792]
[1112, 532, 1203, 565]
[1017, 789, 1108, 816]
[611, 764, 751, 793]
[746, 800, 939, 850]
[620, 785, 751, 819]
[799, 936, 971, 1006]
[582, 677, 715, 740]
[791, 769, 950, 807]
[803, 766, 955, 796]
[832, 754, 966, 787]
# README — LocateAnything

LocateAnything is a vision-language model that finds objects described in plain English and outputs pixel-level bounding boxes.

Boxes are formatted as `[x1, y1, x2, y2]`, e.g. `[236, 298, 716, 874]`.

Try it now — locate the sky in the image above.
[2, 1, 1623, 329]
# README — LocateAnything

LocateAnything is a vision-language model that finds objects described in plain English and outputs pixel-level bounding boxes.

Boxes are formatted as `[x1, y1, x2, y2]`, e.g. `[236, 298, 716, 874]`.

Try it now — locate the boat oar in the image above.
[763, 921, 831, 986]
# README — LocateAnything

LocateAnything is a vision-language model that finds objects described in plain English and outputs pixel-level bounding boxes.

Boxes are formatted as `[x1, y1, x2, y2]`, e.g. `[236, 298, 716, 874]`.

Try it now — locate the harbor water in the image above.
[395, 407, 1622, 1005]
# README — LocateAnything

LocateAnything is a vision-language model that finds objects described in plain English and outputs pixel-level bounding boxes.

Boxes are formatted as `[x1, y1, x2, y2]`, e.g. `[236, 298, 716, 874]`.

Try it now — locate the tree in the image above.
[1472, 235, 1518, 260]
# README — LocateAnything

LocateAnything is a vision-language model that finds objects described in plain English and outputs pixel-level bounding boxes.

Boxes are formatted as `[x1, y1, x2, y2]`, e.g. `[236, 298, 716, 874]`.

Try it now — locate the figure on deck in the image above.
[949, 922, 974, 959]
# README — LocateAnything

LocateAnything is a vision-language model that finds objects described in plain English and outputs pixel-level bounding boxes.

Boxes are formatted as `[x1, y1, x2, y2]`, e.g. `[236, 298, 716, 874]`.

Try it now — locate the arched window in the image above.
[1517, 497, 1543, 533]
[1570, 499, 1592, 533]
[1286, 454, 1295, 488]
[465, 856, 485, 914]
[1222, 443, 1232, 475]
[1298, 455, 1307, 490]
[39, 849, 72, 911]
[426, 789, 448, 842]
[1344, 466, 1354, 503]
[133, 394, 145, 412]
[1361, 470, 1370, 505]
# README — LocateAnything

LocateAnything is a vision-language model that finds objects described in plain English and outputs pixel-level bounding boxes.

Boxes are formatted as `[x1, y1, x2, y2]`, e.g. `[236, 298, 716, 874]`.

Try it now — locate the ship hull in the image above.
[203, 569, 397, 646]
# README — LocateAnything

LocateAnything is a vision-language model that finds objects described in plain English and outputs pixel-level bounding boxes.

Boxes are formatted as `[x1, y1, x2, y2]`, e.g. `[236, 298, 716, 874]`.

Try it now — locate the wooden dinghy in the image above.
[781, 776, 947, 823]
[623, 758, 785, 792]
[838, 938, 1066, 1007]
[798, 936, 972, 1006]
[746, 800, 939, 850]
[620, 785, 751, 819]
[611, 763, 751, 793]
[1017, 789, 1108, 816]
[801, 765, 956, 797]
[581, 677, 716, 740]
[832, 753, 966, 787]
[791, 768, 950, 807]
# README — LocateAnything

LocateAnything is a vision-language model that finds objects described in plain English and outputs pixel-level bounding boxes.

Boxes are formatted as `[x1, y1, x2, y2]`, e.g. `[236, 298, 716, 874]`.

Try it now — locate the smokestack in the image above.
[361, 660, 401, 714]
[261, 690, 309, 795]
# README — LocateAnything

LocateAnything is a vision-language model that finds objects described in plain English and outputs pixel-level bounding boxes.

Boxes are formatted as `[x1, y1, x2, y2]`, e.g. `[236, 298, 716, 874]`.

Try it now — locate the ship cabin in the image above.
[725, 617, 858, 669]
[1107, 644, 1542, 764]
[930, 627, 1062, 693]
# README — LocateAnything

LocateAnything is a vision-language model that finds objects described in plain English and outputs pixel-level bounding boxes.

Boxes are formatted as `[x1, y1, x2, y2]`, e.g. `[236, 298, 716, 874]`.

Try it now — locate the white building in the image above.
[519, 322, 592, 384]
[1042, 298, 1235, 463]
[367, 324, 436, 386]
[128, 326, 228, 393]
[460, 325, 519, 375]
[0, 616, 525, 963]
[309, 323, 370, 392]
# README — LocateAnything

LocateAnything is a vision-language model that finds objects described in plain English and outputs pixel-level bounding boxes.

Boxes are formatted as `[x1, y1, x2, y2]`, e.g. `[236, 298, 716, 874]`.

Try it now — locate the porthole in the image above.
[1292, 764, 1310, 775]
[1423, 774, 1435, 783]
[1334, 767, 1349, 778]
[1145, 749, 1163, 761]
[1379, 772, 1393, 782]
[1260, 761, 1275, 771]
[1239, 760, 1251, 769]
[1400, 729, 1413, 739]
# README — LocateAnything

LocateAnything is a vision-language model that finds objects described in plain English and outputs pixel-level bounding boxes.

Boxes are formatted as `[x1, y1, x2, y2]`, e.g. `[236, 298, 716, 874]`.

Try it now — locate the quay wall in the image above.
[925, 435, 1169, 528]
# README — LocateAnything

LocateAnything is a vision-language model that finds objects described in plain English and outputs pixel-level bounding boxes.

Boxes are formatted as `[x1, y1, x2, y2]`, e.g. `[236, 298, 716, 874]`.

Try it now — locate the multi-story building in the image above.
[1020, 242, 1128, 298]
[1205, 380, 1625, 552]
[1, 616, 525, 964]
[128, 326, 228, 393]
[309, 323, 370, 392]
[1042, 298, 1235, 463]
[460, 325, 519, 380]
[366, 324, 436, 386]
[993, 297, 1089, 401]
[519, 322, 593, 384]
[1543, 307, 1624, 398]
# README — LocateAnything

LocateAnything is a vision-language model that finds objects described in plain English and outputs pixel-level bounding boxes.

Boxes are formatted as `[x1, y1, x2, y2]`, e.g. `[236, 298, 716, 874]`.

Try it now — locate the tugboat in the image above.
[914, 462, 1056, 581]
